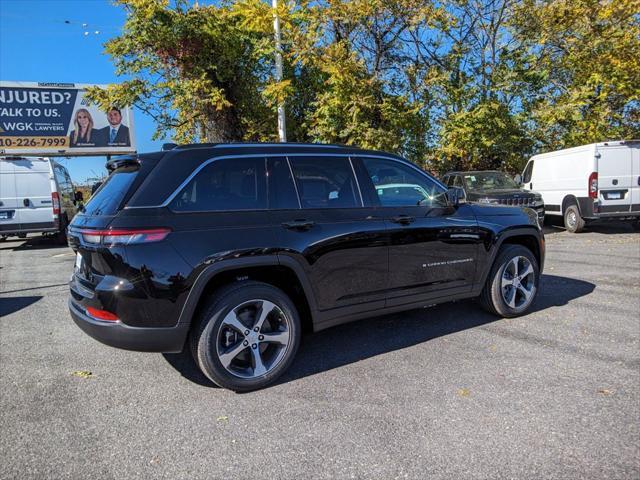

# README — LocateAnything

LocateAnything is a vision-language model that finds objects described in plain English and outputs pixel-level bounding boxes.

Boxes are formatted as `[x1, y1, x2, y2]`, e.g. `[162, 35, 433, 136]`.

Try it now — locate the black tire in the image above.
[56, 218, 68, 245]
[564, 204, 585, 233]
[480, 244, 540, 318]
[190, 281, 301, 392]
[631, 221, 640, 232]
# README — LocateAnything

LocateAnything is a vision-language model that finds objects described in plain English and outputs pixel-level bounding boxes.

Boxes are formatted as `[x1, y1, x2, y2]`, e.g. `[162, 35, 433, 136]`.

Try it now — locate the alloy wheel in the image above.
[216, 299, 291, 379]
[501, 256, 536, 310]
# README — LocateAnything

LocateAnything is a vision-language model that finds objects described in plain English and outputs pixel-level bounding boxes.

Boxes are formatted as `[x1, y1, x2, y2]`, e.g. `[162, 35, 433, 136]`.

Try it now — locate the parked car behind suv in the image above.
[68, 144, 545, 391]
[442, 170, 545, 224]
[1, 156, 79, 242]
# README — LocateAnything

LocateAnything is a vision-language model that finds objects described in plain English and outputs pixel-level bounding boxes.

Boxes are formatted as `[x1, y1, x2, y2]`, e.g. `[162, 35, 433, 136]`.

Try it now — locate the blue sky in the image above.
[0, 0, 175, 183]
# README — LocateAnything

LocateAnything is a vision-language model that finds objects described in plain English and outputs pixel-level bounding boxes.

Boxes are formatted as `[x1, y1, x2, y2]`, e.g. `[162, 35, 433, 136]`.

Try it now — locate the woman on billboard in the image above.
[69, 108, 99, 147]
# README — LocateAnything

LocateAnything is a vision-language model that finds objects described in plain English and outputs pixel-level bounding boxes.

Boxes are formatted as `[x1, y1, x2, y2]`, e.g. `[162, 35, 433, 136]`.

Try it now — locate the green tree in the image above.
[512, 0, 640, 149]
[87, 0, 283, 143]
[413, 0, 540, 172]
[91, 0, 640, 174]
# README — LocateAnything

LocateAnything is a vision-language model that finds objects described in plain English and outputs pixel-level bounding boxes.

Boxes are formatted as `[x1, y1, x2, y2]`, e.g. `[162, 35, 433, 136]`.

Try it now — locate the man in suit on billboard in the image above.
[99, 107, 130, 147]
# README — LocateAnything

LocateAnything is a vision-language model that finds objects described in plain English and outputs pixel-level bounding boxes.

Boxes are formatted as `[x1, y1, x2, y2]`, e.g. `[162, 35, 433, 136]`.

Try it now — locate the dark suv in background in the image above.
[68, 144, 544, 391]
[442, 170, 545, 224]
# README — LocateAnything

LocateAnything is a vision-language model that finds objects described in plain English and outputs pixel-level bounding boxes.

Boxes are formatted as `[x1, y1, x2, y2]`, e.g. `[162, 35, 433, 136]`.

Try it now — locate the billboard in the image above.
[0, 81, 136, 156]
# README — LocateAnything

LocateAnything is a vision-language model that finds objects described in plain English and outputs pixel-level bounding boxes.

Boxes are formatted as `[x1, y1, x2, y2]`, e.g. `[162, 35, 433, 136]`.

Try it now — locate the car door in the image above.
[355, 157, 480, 308]
[269, 155, 388, 317]
[630, 144, 640, 213]
[598, 145, 633, 213]
[166, 156, 278, 270]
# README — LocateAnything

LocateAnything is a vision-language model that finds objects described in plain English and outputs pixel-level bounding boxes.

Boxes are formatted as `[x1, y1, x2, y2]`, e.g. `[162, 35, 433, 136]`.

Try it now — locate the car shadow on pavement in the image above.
[0, 296, 43, 317]
[0, 235, 68, 251]
[543, 221, 637, 235]
[162, 274, 595, 390]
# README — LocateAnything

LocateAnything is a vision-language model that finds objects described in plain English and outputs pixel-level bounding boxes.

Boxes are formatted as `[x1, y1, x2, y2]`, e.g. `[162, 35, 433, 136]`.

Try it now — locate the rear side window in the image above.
[268, 158, 300, 209]
[170, 157, 266, 212]
[289, 156, 361, 209]
[83, 166, 138, 216]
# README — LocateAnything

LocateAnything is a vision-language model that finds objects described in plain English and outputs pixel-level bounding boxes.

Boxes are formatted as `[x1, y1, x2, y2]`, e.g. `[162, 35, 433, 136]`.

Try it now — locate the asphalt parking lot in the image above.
[1, 225, 639, 480]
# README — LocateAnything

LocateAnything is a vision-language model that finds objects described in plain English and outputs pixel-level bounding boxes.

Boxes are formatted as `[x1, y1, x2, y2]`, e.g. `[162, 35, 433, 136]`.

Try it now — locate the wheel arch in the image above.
[562, 195, 580, 215]
[178, 256, 317, 336]
[477, 228, 544, 292]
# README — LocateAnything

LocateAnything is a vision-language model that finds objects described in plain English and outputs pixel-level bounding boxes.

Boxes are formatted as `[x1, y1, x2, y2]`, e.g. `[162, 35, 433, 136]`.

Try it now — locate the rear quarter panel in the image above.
[103, 207, 278, 327]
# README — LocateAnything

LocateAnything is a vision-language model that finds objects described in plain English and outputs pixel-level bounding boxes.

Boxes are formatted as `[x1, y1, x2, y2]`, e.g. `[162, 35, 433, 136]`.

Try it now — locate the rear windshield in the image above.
[83, 166, 139, 216]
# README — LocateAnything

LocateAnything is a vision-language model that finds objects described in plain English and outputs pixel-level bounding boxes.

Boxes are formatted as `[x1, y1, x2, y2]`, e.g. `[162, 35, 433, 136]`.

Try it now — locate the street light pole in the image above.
[272, 0, 287, 142]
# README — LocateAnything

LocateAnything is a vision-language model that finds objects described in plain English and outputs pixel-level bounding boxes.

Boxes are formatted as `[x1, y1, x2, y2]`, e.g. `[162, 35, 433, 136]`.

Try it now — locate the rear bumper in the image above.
[0, 221, 57, 236]
[68, 299, 188, 353]
[578, 198, 640, 220]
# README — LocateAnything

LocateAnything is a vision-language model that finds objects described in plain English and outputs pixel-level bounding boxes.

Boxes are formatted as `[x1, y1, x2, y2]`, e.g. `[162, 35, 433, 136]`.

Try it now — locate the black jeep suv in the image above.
[442, 170, 545, 224]
[68, 143, 544, 391]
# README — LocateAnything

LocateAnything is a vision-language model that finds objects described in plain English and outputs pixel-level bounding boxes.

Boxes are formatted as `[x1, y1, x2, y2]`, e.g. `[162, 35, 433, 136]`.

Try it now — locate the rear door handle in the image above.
[390, 215, 415, 225]
[282, 219, 315, 231]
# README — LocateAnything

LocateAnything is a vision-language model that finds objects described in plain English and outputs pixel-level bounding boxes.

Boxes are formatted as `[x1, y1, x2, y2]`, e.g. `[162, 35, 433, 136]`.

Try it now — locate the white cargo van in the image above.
[520, 141, 640, 232]
[0, 157, 79, 241]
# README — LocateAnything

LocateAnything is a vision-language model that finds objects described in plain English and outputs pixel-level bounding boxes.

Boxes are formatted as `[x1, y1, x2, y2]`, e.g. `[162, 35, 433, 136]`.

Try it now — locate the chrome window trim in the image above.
[125, 152, 441, 210]
[284, 157, 302, 209]
[348, 157, 364, 207]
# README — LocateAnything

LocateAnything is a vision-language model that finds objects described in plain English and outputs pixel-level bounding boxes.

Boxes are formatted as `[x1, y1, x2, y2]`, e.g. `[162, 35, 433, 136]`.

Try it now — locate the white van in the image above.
[520, 140, 640, 232]
[0, 157, 79, 242]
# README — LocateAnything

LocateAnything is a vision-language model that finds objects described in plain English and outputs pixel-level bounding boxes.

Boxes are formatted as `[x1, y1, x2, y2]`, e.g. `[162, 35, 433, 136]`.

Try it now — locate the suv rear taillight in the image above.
[52, 192, 60, 215]
[588, 172, 598, 199]
[79, 228, 171, 246]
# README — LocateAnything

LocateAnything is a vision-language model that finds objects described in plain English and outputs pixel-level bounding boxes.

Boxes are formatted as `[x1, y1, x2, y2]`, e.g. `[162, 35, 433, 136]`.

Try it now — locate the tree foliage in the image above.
[92, 0, 640, 172]
[513, 0, 640, 150]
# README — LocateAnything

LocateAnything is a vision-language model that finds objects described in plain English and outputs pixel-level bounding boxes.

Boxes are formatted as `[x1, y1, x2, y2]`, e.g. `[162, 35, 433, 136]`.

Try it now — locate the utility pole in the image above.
[273, 0, 287, 142]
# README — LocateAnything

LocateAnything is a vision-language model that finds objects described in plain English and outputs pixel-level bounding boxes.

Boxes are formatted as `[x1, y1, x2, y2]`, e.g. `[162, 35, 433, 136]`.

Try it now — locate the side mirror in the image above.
[514, 174, 522, 185]
[447, 187, 466, 207]
[74, 191, 84, 202]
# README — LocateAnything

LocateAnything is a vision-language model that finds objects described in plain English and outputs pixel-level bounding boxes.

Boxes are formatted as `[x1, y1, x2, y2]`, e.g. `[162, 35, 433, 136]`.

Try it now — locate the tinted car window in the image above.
[54, 164, 71, 191]
[171, 157, 266, 212]
[361, 158, 447, 207]
[522, 161, 533, 184]
[453, 176, 464, 188]
[83, 166, 138, 216]
[289, 156, 360, 209]
[268, 158, 300, 209]
[463, 171, 519, 190]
